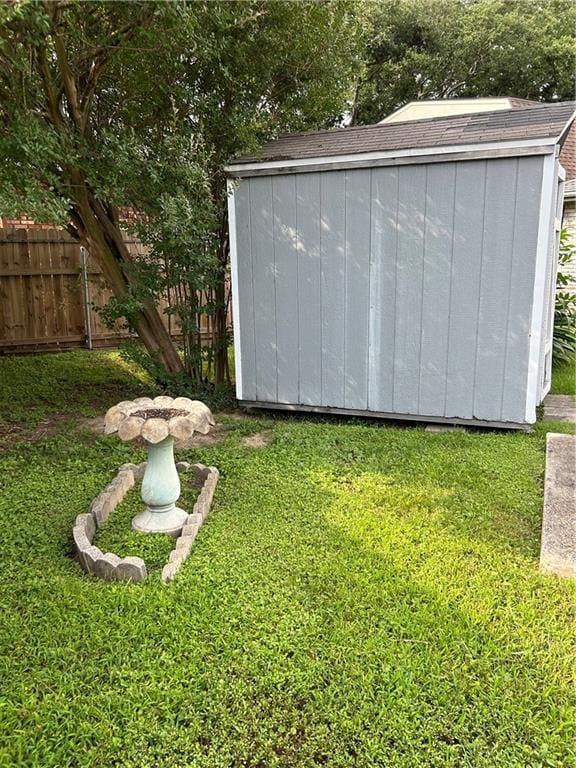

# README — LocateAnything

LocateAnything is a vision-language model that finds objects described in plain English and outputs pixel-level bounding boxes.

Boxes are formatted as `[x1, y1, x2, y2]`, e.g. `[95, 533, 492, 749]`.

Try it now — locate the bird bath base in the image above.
[132, 506, 187, 537]
[132, 435, 187, 536]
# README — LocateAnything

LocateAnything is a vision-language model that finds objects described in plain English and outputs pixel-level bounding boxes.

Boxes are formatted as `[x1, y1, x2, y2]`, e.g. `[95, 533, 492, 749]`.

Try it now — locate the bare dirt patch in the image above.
[79, 416, 105, 434]
[0, 414, 72, 450]
[240, 432, 270, 449]
[180, 424, 227, 448]
[1, 413, 233, 451]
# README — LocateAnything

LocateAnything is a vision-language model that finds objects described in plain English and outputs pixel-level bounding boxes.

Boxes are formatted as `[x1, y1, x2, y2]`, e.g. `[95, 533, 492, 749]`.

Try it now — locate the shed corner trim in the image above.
[227, 178, 243, 400]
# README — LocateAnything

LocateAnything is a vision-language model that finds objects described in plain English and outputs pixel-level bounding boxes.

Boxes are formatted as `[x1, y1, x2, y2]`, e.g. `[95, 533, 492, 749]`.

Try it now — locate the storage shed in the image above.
[226, 102, 576, 429]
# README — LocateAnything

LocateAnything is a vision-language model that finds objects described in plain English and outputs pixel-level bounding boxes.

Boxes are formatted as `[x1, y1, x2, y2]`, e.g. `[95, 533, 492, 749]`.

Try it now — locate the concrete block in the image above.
[192, 498, 208, 521]
[104, 475, 129, 506]
[425, 424, 465, 433]
[116, 556, 147, 583]
[168, 548, 185, 564]
[205, 468, 219, 495]
[94, 552, 122, 581]
[191, 463, 209, 488]
[174, 536, 193, 557]
[117, 469, 135, 491]
[75, 513, 96, 542]
[176, 461, 191, 473]
[540, 433, 576, 579]
[162, 560, 182, 583]
[119, 462, 146, 480]
[91, 494, 113, 528]
[119, 462, 138, 474]
[133, 462, 146, 480]
[543, 395, 576, 424]
[186, 512, 202, 528]
[180, 522, 199, 539]
[82, 545, 103, 575]
[158, 462, 219, 584]
[72, 525, 91, 555]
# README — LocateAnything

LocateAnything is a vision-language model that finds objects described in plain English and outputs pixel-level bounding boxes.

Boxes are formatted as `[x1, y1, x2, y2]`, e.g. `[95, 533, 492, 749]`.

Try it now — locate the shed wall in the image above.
[232, 156, 545, 425]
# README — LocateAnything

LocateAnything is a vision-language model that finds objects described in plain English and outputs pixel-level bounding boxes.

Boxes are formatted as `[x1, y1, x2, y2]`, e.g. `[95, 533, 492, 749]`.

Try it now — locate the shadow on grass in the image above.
[0, 418, 573, 767]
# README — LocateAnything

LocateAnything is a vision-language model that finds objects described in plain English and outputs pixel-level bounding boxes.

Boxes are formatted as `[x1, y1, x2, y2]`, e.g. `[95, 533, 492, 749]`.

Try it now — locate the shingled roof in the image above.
[230, 102, 576, 166]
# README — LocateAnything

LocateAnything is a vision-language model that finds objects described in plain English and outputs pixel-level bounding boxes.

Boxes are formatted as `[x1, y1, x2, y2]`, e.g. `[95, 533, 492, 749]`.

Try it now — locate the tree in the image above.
[352, 0, 576, 125]
[0, 0, 361, 385]
[174, 0, 362, 385]
[0, 1, 191, 374]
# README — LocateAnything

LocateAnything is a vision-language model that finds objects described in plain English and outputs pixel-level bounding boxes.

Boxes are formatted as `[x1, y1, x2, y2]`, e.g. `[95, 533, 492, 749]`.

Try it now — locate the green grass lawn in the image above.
[0, 350, 154, 426]
[0, 351, 574, 767]
[551, 353, 576, 396]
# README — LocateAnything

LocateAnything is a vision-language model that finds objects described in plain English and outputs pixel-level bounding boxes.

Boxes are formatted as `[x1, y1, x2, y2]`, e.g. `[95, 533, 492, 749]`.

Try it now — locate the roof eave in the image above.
[226, 137, 558, 177]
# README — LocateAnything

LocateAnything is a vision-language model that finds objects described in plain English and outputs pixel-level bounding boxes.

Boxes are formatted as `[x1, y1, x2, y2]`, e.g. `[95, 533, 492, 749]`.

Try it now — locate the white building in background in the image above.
[378, 97, 540, 124]
[562, 179, 576, 290]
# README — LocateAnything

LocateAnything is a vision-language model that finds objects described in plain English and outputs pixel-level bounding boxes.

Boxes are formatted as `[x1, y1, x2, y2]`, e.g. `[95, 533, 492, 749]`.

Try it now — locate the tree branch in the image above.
[45, 1, 84, 132]
[34, 45, 63, 128]
[78, 9, 156, 121]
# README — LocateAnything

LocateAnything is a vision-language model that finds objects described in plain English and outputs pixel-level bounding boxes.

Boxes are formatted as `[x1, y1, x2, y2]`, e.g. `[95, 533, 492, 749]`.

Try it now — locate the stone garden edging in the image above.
[72, 461, 219, 583]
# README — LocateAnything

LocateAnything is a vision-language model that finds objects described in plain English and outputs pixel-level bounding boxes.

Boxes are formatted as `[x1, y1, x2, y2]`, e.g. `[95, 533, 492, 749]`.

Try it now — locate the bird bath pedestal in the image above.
[104, 396, 215, 536]
[134, 435, 186, 535]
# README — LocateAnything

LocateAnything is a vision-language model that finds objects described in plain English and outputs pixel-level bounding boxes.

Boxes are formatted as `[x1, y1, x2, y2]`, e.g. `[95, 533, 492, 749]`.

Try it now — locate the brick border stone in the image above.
[72, 462, 218, 583]
[161, 465, 219, 583]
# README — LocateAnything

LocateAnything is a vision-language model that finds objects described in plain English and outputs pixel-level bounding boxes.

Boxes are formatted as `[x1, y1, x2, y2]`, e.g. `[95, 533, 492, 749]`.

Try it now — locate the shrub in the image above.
[554, 230, 576, 363]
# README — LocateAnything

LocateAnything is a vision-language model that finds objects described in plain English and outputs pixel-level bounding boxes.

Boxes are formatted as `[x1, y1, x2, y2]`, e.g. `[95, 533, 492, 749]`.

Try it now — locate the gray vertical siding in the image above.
[320, 173, 346, 407]
[233, 155, 545, 424]
[344, 170, 371, 410]
[272, 175, 298, 404]
[250, 177, 277, 403]
[234, 181, 257, 400]
[473, 158, 518, 421]
[394, 165, 427, 414]
[445, 161, 487, 419]
[500, 159, 543, 422]
[296, 173, 322, 406]
[368, 168, 398, 412]
[419, 163, 456, 416]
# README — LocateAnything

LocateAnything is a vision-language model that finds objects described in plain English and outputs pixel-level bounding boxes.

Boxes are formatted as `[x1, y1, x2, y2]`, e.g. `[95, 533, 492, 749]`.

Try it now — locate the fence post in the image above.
[79, 246, 93, 349]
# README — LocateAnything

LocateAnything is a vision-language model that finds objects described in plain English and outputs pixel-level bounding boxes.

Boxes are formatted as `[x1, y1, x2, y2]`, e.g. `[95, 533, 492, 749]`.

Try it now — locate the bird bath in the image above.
[104, 396, 214, 536]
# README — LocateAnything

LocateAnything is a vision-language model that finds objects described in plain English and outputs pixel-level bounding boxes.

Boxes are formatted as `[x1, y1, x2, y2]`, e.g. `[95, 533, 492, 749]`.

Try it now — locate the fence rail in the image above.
[0, 227, 206, 353]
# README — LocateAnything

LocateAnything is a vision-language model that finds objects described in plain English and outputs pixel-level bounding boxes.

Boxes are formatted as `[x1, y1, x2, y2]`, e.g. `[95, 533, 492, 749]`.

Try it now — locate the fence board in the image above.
[50, 230, 68, 338]
[31, 229, 50, 340]
[14, 231, 29, 341]
[0, 227, 230, 353]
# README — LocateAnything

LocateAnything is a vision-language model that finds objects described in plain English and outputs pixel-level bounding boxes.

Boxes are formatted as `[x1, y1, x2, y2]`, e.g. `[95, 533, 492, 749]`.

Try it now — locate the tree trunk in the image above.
[213, 221, 230, 385]
[69, 175, 184, 376]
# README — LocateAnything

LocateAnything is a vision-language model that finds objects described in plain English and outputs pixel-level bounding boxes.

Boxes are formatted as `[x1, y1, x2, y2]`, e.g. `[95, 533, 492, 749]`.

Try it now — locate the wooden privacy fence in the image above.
[0, 227, 216, 353]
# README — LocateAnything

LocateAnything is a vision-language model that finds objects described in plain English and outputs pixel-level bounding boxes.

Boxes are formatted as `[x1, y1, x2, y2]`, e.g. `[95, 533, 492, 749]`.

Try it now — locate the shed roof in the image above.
[231, 102, 576, 166]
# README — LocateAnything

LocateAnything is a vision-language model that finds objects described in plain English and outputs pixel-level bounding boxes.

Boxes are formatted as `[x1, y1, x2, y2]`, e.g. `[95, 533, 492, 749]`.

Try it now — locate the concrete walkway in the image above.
[543, 394, 576, 423]
[540, 432, 576, 579]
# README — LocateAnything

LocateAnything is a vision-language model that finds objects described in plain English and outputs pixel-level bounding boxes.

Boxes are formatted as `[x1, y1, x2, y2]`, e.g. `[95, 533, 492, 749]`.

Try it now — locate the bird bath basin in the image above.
[104, 396, 214, 536]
